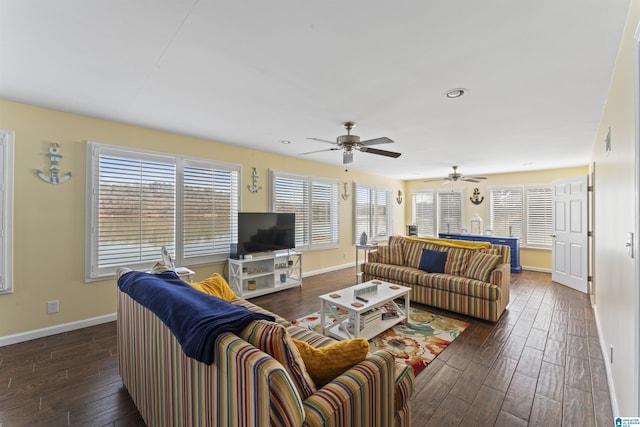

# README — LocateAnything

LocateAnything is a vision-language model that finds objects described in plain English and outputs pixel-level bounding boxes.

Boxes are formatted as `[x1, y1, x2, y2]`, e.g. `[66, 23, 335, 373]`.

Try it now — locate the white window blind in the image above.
[525, 185, 553, 247]
[488, 186, 524, 238]
[411, 191, 435, 236]
[96, 153, 176, 269]
[354, 184, 392, 242]
[271, 172, 338, 250]
[87, 143, 240, 279]
[0, 130, 13, 294]
[438, 190, 463, 234]
[183, 161, 239, 260]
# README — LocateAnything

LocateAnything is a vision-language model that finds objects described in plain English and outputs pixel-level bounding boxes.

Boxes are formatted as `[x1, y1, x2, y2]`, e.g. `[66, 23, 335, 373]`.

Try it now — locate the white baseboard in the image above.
[521, 265, 552, 273]
[303, 262, 354, 278]
[0, 313, 117, 347]
[593, 303, 619, 417]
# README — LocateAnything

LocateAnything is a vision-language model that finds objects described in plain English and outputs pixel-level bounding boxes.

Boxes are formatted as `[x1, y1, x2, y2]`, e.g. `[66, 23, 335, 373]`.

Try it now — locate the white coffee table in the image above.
[319, 280, 411, 340]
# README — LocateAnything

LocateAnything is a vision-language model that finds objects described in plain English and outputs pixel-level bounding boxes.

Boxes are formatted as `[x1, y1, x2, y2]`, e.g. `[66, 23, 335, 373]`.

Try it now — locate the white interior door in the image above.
[551, 175, 589, 293]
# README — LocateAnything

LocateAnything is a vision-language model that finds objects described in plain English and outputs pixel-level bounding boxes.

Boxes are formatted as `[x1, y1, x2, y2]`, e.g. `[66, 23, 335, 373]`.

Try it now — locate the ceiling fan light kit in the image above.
[301, 122, 402, 165]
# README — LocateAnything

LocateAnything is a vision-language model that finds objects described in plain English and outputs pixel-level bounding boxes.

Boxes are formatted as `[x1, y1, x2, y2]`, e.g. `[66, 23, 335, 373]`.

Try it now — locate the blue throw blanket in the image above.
[118, 271, 275, 364]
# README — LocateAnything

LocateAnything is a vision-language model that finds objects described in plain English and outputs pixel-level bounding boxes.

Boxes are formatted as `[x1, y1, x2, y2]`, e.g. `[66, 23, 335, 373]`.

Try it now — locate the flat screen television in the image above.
[236, 212, 295, 256]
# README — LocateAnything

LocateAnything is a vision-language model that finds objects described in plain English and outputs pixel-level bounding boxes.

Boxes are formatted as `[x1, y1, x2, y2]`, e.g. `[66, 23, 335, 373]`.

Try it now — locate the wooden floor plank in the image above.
[0, 268, 613, 426]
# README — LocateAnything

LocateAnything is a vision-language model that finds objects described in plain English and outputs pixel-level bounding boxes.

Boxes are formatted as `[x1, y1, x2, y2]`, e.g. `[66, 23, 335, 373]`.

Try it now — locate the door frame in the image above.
[633, 20, 640, 416]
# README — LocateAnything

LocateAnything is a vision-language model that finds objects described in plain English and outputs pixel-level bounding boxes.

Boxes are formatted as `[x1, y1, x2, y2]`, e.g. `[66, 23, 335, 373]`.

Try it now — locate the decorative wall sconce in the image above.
[341, 182, 350, 200]
[247, 167, 262, 194]
[396, 190, 403, 205]
[470, 188, 484, 205]
[36, 142, 72, 184]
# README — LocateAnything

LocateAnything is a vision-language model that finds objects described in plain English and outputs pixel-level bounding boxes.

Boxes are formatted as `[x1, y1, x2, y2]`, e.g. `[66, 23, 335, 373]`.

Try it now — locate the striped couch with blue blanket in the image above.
[362, 236, 511, 322]
[117, 287, 414, 426]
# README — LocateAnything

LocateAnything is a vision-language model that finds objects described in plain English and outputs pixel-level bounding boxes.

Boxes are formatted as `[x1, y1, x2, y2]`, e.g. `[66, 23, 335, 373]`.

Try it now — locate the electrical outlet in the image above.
[47, 300, 59, 314]
[342, 252, 347, 259]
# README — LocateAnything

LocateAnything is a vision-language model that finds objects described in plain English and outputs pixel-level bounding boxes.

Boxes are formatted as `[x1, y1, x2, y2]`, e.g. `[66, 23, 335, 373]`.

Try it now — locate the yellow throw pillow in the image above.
[189, 273, 237, 301]
[292, 338, 369, 386]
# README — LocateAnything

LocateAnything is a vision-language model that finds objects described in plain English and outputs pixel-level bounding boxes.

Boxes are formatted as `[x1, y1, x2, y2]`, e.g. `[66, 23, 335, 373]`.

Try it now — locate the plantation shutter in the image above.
[353, 184, 392, 242]
[354, 185, 371, 242]
[438, 190, 463, 234]
[96, 152, 176, 270]
[525, 185, 553, 247]
[183, 161, 239, 260]
[412, 191, 435, 237]
[273, 174, 309, 247]
[310, 181, 339, 245]
[272, 172, 338, 249]
[373, 189, 389, 239]
[489, 186, 524, 238]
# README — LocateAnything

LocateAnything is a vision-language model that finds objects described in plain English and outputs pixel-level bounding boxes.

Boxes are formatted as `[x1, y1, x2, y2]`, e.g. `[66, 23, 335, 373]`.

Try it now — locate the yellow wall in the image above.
[0, 99, 405, 337]
[404, 166, 588, 270]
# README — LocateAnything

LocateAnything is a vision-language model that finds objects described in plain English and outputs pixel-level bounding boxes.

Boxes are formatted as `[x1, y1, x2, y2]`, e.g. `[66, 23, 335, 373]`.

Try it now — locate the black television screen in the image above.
[237, 212, 295, 255]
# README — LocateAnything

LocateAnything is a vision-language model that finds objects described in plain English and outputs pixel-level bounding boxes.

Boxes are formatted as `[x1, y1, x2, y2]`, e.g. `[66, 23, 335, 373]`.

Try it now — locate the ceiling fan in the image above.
[425, 166, 487, 184]
[300, 122, 401, 164]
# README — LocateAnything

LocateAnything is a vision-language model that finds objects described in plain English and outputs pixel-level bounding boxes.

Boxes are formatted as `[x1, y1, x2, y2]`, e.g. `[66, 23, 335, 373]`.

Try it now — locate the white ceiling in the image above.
[0, 1, 630, 180]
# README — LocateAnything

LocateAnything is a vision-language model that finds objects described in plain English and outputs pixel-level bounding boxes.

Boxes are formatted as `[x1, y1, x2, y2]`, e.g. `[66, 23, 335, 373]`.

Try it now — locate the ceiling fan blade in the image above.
[343, 151, 353, 164]
[359, 137, 394, 146]
[299, 147, 341, 155]
[360, 147, 401, 158]
[461, 178, 482, 183]
[306, 137, 337, 145]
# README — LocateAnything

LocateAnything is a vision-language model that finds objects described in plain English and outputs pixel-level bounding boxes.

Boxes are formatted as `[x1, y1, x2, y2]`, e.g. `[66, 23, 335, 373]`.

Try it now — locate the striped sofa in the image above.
[362, 236, 511, 322]
[117, 287, 414, 427]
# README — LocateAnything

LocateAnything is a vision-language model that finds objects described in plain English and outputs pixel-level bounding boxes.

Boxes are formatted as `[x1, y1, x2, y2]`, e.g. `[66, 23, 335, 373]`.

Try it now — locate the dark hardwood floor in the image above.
[0, 268, 613, 426]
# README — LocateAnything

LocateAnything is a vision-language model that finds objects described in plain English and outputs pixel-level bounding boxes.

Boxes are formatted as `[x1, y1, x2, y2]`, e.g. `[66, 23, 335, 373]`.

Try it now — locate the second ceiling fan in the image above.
[300, 122, 401, 164]
[425, 166, 487, 184]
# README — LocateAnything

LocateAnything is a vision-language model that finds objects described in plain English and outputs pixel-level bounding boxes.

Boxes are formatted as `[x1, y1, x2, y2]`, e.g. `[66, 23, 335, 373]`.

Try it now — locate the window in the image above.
[0, 130, 13, 294]
[86, 143, 240, 279]
[354, 184, 392, 243]
[488, 184, 552, 248]
[271, 171, 339, 250]
[438, 190, 464, 234]
[411, 189, 465, 236]
[525, 185, 553, 247]
[411, 191, 435, 236]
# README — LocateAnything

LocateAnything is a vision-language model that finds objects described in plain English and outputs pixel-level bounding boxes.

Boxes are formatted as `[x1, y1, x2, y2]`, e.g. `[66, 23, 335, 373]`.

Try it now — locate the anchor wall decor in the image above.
[247, 167, 262, 194]
[470, 187, 484, 205]
[36, 143, 71, 184]
[341, 182, 351, 200]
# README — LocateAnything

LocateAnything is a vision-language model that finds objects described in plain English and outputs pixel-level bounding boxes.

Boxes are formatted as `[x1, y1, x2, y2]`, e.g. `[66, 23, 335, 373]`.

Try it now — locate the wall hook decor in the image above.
[36, 143, 71, 184]
[396, 190, 403, 205]
[247, 167, 262, 194]
[342, 182, 351, 200]
[470, 187, 484, 205]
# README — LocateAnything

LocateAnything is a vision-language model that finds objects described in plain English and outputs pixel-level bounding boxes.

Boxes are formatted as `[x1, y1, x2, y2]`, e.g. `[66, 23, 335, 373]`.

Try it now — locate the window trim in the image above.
[0, 130, 13, 294]
[270, 170, 339, 252]
[85, 142, 241, 281]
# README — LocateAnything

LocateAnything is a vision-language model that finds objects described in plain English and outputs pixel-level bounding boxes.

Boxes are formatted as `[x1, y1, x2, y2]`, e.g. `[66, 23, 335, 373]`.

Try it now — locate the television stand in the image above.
[227, 251, 302, 298]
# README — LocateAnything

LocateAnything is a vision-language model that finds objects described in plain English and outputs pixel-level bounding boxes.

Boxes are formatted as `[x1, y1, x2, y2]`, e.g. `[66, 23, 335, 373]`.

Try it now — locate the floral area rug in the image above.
[291, 305, 469, 377]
